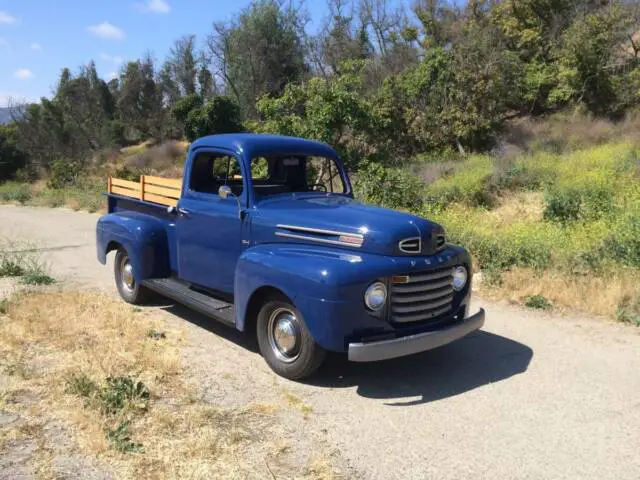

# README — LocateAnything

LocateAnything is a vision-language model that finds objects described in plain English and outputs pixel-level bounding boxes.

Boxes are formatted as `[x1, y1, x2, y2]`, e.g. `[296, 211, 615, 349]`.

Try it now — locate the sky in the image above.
[0, 0, 335, 107]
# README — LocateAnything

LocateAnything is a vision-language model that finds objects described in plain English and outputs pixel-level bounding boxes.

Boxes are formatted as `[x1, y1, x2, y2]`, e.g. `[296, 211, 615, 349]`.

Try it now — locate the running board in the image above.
[142, 278, 235, 326]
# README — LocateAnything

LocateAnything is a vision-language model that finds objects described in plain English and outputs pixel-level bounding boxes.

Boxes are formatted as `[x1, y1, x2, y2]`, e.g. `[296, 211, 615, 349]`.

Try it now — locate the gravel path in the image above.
[1, 204, 639, 479]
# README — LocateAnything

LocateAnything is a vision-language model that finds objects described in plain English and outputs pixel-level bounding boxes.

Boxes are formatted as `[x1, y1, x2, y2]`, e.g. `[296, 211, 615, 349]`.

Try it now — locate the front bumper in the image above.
[348, 308, 485, 362]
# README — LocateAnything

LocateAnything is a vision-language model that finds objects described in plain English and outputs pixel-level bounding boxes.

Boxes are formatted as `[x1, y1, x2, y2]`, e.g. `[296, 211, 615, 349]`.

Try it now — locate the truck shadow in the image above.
[310, 330, 533, 405]
[160, 303, 532, 406]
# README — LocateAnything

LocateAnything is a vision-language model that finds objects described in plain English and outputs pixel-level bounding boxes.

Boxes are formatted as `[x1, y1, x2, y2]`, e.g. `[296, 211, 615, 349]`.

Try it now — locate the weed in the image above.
[0, 182, 32, 204]
[523, 295, 553, 310]
[98, 376, 150, 415]
[21, 269, 55, 285]
[106, 421, 143, 453]
[65, 373, 99, 398]
[616, 295, 640, 327]
[0, 298, 8, 314]
[147, 328, 166, 340]
[0, 258, 24, 277]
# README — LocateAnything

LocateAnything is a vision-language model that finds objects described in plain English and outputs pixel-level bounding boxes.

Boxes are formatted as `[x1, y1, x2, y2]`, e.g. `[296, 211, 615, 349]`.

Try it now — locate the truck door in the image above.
[176, 150, 249, 294]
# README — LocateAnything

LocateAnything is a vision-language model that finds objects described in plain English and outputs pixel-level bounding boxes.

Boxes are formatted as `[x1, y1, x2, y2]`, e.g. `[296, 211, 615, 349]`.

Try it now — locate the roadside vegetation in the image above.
[0, 290, 343, 478]
[0, 240, 55, 286]
[1, 0, 639, 322]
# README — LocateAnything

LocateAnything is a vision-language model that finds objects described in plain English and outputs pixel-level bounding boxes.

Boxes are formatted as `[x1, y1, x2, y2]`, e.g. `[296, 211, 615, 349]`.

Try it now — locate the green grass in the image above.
[0, 180, 105, 213]
[0, 239, 56, 285]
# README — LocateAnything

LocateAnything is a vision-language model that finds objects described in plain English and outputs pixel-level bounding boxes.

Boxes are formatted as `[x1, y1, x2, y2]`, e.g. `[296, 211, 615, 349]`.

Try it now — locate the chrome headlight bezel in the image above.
[364, 281, 387, 311]
[452, 266, 468, 291]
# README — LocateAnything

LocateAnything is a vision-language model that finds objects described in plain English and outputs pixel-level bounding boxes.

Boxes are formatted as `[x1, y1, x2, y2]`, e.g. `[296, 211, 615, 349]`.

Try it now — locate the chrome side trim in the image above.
[275, 232, 362, 248]
[276, 224, 364, 240]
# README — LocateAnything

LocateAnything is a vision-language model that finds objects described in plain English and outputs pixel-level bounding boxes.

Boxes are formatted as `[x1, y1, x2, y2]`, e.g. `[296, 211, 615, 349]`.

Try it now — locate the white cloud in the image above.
[99, 53, 124, 65]
[30, 43, 42, 51]
[107, 72, 118, 80]
[0, 11, 17, 24]
[14, 68, 34, 80]
[87, 22, 126, 40]
[136, 0, 170, 14]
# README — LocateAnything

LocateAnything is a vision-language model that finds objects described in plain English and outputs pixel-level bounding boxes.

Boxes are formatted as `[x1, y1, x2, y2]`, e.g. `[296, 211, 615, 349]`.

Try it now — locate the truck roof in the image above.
[189, 133, 340, 160]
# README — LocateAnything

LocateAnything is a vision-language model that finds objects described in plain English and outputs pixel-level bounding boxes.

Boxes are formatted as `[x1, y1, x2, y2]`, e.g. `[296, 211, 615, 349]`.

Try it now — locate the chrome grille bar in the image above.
[390, 267, 455, 324]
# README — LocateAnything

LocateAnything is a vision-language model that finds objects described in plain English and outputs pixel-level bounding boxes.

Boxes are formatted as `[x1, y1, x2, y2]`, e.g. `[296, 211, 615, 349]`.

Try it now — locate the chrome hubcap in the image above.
[120, 257, 135, 292]
[267, 308, 300, 363]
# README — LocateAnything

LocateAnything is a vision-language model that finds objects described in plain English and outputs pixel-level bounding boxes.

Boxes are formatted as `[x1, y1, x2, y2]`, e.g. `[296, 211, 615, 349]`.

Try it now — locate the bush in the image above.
[0, 182, 32, 204]
[605, 207, 640, 268]
[122, 140, 186, 176]
[48, 158, 82, 189]
[425, 155, 495, 207]
[353, 162, 425, 211]
[543, 181, 614, 223]
[524, 295, 553, 310]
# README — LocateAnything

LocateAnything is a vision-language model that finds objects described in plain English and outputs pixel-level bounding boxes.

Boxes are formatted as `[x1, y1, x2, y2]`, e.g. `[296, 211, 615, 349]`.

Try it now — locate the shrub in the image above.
[122, 140, 186, 176]
[425, 155, 495, 207]
[48, 158, 82, 189]
[106, 421, 144, 453]
[524, 295, 553, 310]
[0, 182, 32, 204]
[353, 162, 425, 211]
[605, 207, 640, 268]
[616, 294, 640, 327]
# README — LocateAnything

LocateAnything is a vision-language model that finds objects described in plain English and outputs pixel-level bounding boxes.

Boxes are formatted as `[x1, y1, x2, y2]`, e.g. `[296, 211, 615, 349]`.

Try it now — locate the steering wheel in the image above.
[309, 183, 328, 192]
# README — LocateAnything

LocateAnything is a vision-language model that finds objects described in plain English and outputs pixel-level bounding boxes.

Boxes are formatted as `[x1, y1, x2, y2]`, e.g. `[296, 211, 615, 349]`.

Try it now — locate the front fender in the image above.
[234, 244, 368, 331]
[96, 212, 170, 281]
[234, 243, 472, 352]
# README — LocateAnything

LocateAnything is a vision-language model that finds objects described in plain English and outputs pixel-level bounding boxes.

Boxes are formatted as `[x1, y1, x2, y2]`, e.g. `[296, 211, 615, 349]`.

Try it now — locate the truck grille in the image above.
[390, 267, 454, 323]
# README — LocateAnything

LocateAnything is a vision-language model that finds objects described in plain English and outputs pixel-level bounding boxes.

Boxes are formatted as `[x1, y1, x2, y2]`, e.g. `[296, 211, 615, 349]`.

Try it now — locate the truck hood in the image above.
[252, 195, 445, 256]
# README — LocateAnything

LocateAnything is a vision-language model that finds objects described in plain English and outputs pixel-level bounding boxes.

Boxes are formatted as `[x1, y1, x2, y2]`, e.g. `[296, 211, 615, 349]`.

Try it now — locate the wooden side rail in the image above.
[108, 175, 182, 207]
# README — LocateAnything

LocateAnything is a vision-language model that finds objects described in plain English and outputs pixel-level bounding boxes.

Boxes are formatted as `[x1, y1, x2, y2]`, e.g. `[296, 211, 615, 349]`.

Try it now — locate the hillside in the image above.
[0, 107, 11, 124]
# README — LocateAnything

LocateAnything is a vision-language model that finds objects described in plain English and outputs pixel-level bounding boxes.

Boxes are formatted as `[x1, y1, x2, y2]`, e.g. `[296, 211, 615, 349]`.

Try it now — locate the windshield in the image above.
[250, 155, 346, 198]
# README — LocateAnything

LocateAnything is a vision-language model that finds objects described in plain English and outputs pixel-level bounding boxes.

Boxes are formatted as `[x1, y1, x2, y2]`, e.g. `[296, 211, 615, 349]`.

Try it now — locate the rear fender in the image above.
[96, 212, 170, 281]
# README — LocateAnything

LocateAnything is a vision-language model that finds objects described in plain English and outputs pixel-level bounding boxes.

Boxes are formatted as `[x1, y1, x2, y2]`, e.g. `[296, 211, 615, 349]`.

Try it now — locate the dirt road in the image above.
[2, 204, 640, 479]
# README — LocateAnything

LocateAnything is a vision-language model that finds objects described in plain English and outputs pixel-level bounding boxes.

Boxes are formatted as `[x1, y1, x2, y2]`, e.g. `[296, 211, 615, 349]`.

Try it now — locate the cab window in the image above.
[250, 155, 345, 197]
[189, 153, 243, 196]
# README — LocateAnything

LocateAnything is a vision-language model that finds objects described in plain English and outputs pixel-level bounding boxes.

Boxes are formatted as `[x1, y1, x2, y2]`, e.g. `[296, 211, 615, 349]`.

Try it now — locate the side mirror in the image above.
[218, 185, 233, 199]
[218, 185, 244, 219]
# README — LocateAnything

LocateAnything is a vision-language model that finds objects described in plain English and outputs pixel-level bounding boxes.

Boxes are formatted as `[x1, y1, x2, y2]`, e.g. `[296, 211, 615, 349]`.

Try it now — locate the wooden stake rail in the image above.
[107, 175, 182, 207]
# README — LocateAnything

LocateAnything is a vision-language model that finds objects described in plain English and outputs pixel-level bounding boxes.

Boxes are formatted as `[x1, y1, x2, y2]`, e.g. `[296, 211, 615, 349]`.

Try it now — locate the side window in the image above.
[252, 157, 269, 180]
[306, 157, 345, 194]
[189, 153, 243, 196]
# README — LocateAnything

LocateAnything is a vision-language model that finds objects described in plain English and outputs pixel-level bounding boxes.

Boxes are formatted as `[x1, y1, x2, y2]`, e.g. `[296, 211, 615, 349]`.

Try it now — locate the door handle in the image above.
[177, 207, 190, 217]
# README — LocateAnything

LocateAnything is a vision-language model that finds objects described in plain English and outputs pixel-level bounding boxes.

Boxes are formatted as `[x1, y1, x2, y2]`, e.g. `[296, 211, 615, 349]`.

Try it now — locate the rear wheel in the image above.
[114, 249, 152, 304]
[256, 297, 325, 380]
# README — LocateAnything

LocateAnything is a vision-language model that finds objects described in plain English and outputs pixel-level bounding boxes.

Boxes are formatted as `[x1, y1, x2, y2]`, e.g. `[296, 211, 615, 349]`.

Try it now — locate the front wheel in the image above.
[114, 249, 152, 304]
[256, 298, 325, 380]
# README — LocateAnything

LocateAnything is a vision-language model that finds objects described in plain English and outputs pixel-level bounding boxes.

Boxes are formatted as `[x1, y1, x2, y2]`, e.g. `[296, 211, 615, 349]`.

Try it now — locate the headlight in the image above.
[364, 281, 387, 310]
[452, 266, 468, 291]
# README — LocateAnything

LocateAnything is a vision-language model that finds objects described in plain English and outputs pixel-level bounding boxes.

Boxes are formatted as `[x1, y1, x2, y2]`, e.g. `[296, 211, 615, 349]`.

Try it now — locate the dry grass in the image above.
[0, 290, 344, 479]
[487, 191, 544, 226]
[479, 267, 640, 318]
[499, 112, 640, 155]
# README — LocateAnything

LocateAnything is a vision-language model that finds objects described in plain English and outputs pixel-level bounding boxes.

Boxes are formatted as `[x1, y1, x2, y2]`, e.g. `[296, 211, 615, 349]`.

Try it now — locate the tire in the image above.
[114, 248, 152, 305]
[256, 297, 325, 380]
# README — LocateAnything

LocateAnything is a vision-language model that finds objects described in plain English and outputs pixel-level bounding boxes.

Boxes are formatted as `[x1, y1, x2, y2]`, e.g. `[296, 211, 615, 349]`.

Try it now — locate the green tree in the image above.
[0, 123, 27, 180]
[207, 0, 309, 118]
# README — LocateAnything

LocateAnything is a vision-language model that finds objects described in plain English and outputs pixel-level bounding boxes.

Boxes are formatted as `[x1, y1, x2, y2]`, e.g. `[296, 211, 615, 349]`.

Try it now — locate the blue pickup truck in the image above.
[97, 134, 485, 379]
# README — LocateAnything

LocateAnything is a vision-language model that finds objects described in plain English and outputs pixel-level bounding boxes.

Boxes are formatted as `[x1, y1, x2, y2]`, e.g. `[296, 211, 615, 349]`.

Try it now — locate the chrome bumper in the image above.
[348, 308, 485, 362]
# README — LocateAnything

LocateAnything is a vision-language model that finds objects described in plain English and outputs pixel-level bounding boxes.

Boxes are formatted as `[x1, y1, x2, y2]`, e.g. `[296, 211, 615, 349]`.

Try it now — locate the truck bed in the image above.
[105, 175, 183, 274]
[107, 175, 182, 208]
